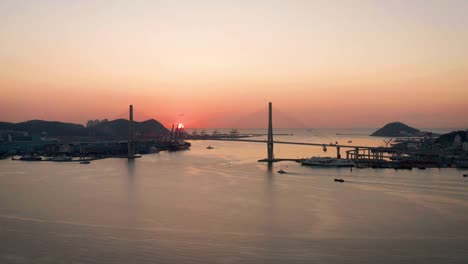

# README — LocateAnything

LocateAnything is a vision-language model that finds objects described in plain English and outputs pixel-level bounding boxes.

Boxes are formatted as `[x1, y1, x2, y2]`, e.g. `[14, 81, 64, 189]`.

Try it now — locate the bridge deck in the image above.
[203, 138, 376, 149]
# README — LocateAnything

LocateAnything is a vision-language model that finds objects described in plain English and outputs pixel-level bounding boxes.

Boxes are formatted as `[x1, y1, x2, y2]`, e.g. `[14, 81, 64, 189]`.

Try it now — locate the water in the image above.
[1, 129, 467, 263]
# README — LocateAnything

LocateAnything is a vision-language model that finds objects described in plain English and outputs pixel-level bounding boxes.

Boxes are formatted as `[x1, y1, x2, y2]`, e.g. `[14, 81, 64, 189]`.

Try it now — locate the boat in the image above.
[51, 155, 73, 161]
[206, 145, 214, 149]
[463, 174, 467, 177]
[334, 179, 345, 182]
[277, 169, 286, 174]
[79, 161, 91, 164]
[19, 154, 42, 161]
[301, 157, 354, 167]
[168, 140, 191, 151]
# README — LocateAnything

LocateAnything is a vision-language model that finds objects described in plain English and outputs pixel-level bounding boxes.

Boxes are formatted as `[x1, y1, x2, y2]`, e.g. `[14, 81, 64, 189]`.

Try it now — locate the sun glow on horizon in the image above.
[0, 1, 467, 128]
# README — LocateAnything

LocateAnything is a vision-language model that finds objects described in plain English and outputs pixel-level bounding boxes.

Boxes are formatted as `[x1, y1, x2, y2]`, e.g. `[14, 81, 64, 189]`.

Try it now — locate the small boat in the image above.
[80, 161, 91, 164]
[463, 174, 467, 177]
[348, 140, 352, 143]
[334, 179, 344, 183]
[277, 169, 286, 174]
[206, 145, 214, 149]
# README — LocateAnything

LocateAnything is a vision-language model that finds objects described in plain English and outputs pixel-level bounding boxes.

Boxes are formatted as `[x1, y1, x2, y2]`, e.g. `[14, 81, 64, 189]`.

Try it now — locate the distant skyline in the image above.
[1, 0, 467, 128]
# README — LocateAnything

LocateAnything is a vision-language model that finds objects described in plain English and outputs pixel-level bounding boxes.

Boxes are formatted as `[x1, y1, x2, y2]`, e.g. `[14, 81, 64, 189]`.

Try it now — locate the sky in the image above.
[0, 0, 467, 128]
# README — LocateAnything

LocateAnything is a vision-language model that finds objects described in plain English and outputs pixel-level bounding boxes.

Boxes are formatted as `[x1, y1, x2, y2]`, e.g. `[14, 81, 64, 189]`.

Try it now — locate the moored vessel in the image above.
[168, 140, 191, 151]
[51, 155, 73, 161]
[19, 154, 42, 161]
[301, 157, 354, 167]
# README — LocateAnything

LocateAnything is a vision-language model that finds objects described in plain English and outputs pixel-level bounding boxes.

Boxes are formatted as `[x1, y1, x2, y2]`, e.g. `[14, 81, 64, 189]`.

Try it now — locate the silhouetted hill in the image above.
[90, 119, 168, 138]
[138, 119, 169, 136]
[0, 119, 169, 138]
[434, 130, 467, 146]
[0, 120, 87, 136]
[370, 122, 421, 137]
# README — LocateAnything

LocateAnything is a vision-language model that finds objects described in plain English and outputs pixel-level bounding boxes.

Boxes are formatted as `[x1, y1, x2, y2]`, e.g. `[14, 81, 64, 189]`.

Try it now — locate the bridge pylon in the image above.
[267, 102, 274, 163]
[128, 104, 136, 159]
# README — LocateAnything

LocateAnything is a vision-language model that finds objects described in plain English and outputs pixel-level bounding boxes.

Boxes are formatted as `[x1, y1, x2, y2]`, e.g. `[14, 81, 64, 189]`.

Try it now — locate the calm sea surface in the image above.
[1, 128, 467, 263]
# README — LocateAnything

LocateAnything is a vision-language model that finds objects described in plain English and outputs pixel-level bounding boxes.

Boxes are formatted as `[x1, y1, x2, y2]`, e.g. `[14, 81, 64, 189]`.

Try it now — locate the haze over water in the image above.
[1, 129, 467, 263]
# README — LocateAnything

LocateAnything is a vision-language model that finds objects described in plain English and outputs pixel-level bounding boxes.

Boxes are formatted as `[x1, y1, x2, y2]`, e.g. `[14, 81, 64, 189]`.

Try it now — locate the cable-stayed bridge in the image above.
[121, 103, 388, 162]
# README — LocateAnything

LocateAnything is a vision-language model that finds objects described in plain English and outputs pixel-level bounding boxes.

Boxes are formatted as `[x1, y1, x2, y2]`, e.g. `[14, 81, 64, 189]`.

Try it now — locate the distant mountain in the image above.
[434, 130, 467, 146]
[370, 122, 421, 137]
[0, 120, 87, 136]
[0, 119, 169, 138]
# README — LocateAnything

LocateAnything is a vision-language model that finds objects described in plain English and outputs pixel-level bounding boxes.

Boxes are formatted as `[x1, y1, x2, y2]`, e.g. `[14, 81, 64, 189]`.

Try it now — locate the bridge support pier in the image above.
[354, 147, 359, 160]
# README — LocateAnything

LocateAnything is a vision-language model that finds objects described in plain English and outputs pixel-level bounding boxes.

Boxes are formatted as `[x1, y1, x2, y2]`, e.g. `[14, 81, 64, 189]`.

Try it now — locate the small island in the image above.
[370, 122, 422, 137]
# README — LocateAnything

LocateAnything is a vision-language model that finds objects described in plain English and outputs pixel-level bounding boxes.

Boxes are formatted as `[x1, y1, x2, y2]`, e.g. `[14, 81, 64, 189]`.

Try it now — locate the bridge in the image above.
[117, 103, 390, 162]
[198, 102, 387, 163]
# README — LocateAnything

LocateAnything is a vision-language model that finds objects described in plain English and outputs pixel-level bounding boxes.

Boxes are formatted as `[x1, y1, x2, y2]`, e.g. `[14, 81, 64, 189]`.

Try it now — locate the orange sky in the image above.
[1, 1, 467, 128]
